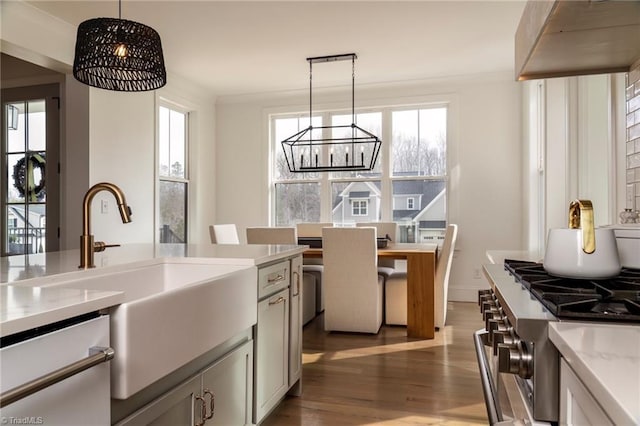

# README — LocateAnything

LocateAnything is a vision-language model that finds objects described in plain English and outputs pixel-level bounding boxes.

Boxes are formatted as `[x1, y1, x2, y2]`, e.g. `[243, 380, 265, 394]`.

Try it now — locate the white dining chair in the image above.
[209, 224, 240, 244]
[356, 221, 397, 278]
[385, 224, 458, 329]
[246, 226, 317, 325]
[296, 222, 333, 313]
[296, 222, 333, 238]
[322, 227, 384, 334]
[246, 226, 297, 245]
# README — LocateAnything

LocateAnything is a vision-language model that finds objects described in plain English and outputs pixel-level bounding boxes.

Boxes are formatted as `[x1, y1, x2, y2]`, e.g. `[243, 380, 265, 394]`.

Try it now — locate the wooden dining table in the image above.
[303, 242, 439, 339]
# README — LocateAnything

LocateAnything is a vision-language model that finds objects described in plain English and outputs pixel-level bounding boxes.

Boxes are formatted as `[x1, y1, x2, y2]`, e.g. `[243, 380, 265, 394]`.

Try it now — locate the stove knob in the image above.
[487, 318, 508, 345]
[478, 290, 492, 306]
[492, 329, 517, 356]
[478, 295, 494, 312]
[483, 307, 503, 324]
[497, 341, 533, 379]
[480, 300, 497, 315]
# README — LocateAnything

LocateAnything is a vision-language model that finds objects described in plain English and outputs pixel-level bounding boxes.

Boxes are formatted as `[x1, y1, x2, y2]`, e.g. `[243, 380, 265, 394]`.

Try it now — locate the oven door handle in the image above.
[474, 329, 504, 425]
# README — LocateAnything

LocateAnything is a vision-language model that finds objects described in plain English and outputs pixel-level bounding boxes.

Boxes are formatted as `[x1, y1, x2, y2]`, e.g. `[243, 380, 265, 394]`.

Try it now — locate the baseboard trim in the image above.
[449, 286, 486, 303]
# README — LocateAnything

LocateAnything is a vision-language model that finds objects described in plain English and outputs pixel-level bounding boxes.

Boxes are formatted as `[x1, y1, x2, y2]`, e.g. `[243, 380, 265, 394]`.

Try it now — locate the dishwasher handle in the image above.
[0, 346, 114, 408]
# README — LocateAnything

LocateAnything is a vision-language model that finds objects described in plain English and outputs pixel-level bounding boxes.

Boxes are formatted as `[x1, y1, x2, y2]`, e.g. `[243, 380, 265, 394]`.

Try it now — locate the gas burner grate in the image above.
[504, 259, 640, 323]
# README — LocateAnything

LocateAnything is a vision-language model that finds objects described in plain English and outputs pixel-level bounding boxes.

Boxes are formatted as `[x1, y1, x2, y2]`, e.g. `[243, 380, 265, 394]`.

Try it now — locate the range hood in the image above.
[515, 0, 640, 81]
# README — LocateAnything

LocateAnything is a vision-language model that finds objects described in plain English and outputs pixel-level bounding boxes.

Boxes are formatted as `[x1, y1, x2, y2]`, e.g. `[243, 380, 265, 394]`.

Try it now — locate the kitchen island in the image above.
[1, 243, 307, 425]
[1, 243, 305, 335]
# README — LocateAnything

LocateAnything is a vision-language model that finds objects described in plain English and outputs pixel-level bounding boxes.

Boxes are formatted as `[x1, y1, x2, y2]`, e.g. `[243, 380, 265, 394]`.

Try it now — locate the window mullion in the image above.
[381, 108, 393, 221]
[320, 112, 332, 221]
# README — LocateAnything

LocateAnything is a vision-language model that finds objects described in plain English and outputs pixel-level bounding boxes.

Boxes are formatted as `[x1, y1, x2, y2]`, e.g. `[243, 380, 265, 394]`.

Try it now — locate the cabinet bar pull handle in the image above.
[194, 395, 207, 426]
[0, 346, 114, 408]
[269, 296, 285, 305]
[203, 389, 215, 420]
[267, 274, 286, 284]
[292, 271, 300, 296]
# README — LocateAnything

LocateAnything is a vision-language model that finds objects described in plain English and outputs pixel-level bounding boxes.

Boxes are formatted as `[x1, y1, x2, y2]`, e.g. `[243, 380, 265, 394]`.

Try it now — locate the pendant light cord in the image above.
[309, 60, 313, 127]
[352, 55, 355, 124]
[119, 0, 122, 19]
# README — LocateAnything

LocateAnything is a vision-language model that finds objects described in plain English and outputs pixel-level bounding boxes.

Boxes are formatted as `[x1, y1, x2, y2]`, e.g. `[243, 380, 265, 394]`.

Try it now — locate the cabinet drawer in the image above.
[258, 260, 290, 299]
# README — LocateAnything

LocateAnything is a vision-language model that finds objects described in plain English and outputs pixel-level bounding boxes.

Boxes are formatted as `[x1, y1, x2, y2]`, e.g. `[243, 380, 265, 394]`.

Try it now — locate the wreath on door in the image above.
[12, 153, 46, 201]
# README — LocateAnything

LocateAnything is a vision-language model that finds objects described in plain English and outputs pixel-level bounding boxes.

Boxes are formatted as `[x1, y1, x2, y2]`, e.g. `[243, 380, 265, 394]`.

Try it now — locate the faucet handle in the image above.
[94, 241, 121, 252]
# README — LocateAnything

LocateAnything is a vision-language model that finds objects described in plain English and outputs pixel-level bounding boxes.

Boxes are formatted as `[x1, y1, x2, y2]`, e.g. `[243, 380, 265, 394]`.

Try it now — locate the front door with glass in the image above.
[1, 84, 59, 256]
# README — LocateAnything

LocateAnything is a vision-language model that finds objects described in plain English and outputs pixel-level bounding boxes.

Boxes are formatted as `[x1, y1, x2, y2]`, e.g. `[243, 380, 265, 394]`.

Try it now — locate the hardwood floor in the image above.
[262, 302, 488, 425]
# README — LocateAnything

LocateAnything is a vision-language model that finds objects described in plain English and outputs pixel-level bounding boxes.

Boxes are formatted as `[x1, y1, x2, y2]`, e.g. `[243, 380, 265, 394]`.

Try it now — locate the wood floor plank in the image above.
[262, 302, 487, 425]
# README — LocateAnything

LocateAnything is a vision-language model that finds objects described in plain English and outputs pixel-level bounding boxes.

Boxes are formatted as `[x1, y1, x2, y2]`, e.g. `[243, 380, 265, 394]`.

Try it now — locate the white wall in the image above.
[86, 77, 217, 245]
[216, 72, 523, 301]
[2, 0, 217, 247]
[88, 90, 156, 243]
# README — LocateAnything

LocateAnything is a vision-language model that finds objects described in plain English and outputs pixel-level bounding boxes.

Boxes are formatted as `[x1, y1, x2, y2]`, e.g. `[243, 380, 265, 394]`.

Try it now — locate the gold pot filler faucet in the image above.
[80, 182, 132, 269]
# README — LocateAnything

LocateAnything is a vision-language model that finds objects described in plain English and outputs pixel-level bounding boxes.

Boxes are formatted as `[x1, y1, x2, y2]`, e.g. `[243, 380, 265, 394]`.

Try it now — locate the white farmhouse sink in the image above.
[32, 261, 257, 399]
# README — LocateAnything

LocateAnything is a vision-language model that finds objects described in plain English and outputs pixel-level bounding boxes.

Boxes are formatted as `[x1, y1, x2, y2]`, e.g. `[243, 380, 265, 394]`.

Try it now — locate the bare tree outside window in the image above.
[392, 108, 446, 177]
[158, 105, 188, 243]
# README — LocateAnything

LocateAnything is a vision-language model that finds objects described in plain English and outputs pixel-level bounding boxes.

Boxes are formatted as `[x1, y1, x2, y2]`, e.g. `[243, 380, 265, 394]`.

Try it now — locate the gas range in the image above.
[475, 261, 640, 425]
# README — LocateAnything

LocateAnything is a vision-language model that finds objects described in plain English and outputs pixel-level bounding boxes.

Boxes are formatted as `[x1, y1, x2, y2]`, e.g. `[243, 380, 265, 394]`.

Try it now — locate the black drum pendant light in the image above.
[281, 53, 382, 173]
[73, 0, 166, 91]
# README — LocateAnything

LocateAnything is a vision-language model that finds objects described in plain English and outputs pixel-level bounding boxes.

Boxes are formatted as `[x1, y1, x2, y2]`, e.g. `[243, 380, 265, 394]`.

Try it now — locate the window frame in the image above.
[351, 199, 368, 216]
[156, 99, 190, 244]
[269, 98, 452, 231]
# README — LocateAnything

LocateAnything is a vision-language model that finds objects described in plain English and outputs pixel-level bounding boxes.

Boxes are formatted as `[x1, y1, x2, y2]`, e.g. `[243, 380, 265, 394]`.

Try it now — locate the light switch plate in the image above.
[101, 199, 108, 214]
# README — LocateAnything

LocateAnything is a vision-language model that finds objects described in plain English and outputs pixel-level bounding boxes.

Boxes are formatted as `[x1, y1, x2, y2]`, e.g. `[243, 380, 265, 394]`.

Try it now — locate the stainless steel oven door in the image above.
[474, 330, 551, 426]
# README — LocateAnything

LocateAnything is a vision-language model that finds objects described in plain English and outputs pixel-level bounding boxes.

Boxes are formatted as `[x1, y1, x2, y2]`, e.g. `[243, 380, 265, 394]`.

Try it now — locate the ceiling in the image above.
[26, 1, 527, 97]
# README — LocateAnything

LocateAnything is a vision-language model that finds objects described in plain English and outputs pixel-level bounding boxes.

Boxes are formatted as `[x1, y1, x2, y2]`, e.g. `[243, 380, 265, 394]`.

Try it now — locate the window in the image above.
[271, 104, 448, 242]
[2, 86, 60, 256]
[158, 104, 188, 243]
[352, 200, 368, 216]
[407, 197, 415, 209]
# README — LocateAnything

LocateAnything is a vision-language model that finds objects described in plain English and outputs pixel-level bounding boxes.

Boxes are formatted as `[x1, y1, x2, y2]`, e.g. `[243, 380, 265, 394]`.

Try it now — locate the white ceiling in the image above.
[27, 1, 527, 97]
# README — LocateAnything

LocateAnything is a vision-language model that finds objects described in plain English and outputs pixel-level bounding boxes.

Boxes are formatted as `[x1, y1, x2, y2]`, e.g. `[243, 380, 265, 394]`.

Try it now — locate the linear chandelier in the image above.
[73, 0, 166, 92]
[281, 53, 382, 173]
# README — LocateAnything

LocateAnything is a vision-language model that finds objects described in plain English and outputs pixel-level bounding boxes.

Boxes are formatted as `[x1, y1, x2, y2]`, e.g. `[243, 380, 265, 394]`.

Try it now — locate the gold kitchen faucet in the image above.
[80, 182, 132, 268]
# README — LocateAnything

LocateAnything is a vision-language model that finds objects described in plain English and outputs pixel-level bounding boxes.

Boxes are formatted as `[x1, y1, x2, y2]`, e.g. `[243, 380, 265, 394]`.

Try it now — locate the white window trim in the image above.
[407, 197, 415, 209]
[352, 199, 368, 216]
[156, 97, 191, 244]
[266, 93, 459, 227]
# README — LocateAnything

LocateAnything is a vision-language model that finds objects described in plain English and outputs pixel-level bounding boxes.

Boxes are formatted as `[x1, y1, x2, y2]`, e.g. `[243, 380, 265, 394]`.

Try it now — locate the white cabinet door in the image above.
[254, 288, 289, 423]
[0, 315, 111, 426]
[116, 374, 200, 426]
[289, 255, 303, 389]
[117, 340, 253, 426]
[201, 340, 253, 425]
[560, 359, 613, 426]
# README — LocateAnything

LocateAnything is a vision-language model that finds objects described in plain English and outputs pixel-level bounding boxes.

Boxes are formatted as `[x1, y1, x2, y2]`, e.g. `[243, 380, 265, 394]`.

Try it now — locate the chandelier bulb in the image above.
[114, 43, 128, 57]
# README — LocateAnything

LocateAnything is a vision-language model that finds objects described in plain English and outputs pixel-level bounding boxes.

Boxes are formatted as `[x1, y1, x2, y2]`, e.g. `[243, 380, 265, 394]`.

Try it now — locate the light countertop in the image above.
[1, 243, 307, 284]
[485, 250, 542, 265]
[1, 285, 124, 337]
[549, 322, 640, 425]
[1, 243, 306, 338]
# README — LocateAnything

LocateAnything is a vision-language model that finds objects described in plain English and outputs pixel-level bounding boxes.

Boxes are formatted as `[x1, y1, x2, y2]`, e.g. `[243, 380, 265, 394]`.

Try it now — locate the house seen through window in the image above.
[352, 200, 368, 216]
[158, 104, 188, 243]
[271, 105, 448, 243]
